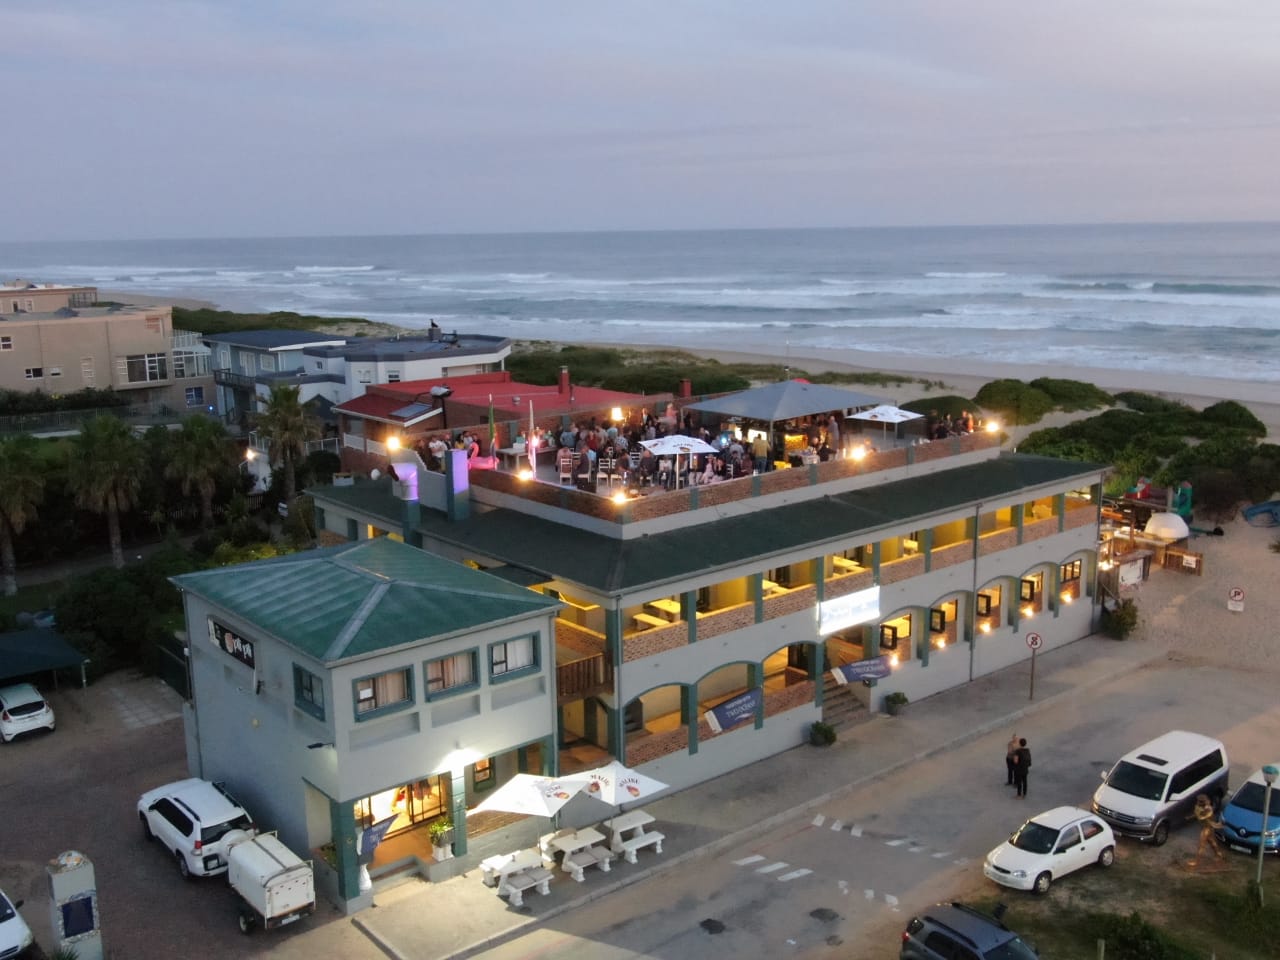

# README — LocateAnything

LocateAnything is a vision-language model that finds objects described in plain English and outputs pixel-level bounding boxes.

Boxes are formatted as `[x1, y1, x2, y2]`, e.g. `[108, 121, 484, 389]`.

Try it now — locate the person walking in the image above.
[1013, 738, 1031, 798]
[1006, 731, 1020, 786]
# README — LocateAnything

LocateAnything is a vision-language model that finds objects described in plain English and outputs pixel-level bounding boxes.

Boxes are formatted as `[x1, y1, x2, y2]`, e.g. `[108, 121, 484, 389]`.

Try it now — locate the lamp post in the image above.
[1257, 764, 1279, 904]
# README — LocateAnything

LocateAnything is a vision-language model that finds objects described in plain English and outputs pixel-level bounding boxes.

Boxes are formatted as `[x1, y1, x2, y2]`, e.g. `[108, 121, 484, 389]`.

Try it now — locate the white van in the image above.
[1091, 730, 1229, 845]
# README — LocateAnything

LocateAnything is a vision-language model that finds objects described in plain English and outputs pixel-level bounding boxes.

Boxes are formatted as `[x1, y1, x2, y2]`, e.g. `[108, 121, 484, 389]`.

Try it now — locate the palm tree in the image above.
[0, 434, 47, 596]
[167, 415, 232, 529]
[255, 385, 320, 506]
[68, 415, 144, 569]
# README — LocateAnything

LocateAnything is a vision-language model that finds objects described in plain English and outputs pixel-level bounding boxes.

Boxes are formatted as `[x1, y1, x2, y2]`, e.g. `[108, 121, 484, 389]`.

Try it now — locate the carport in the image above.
[0, 628, 91, 688]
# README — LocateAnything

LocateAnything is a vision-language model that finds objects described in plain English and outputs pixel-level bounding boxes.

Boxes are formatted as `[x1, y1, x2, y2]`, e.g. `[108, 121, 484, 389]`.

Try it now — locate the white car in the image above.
[0, 887, 34, 958]
[0, 683, 56, 743]
[138, 778, 256, 879]
[983, 805, 1115, 894]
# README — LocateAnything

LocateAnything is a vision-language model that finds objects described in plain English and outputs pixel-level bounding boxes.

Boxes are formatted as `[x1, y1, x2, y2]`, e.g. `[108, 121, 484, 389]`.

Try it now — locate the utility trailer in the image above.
[227, 832, 315, 934]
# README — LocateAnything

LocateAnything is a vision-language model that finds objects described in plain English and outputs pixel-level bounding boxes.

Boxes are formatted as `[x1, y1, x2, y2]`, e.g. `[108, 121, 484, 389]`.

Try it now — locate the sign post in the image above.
[1228, 586, 1245, 614]
[1025, 632, 1043, 700]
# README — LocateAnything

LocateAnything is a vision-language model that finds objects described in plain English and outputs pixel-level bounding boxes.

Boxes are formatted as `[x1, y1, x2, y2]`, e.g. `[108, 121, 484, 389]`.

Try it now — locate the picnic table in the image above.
[602, 808, 666, 864]
[479, 848, 553, 907]
[549, 827, 612, 882]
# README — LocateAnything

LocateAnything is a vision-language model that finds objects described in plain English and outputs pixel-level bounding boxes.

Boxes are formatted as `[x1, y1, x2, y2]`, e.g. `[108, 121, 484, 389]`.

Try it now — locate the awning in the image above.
[0, 629, 91, 687]
[683, 380, 885, 423]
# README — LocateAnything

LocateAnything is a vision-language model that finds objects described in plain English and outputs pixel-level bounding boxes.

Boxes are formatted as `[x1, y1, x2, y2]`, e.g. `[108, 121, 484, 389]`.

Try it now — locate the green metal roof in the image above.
[171, 537, 560, 664]
[413, 453, 1104, 595]
[0, 629, 89, 683]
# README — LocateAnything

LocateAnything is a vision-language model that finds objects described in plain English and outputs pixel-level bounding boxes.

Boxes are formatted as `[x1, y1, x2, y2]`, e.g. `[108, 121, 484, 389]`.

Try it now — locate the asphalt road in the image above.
[465, 659, 1280, 960]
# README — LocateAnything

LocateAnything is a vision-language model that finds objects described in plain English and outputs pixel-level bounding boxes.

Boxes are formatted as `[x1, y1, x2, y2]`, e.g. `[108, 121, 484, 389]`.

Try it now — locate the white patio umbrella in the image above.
[471, 773, 587, 818]
[640, 435, 718, 481]
[848, 404, 923, 445]
[577, 760, 669, 811]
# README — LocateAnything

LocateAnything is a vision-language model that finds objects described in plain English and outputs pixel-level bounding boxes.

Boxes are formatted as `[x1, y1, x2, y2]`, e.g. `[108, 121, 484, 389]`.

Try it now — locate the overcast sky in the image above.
[10, 1, 1280, 241]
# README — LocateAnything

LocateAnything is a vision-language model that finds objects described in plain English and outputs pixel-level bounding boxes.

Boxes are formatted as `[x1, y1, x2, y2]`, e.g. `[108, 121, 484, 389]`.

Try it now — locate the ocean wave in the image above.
[293, 265, 378, 273]
[1150, 281, 1280, 296]
[925, 271, 1007, 279]
[1040, 281, 1136, 292]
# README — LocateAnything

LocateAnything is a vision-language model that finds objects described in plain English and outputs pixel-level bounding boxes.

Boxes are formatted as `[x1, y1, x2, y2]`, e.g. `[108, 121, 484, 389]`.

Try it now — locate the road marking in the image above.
[885, 894, 899, 908]
[850, 825, 863, 837]
[812, 814, 826, 827]
[865, 889, 875, 900]
[838, 880, 849, 895]
[931, 851, 952, 859]
[777, 869, 812, 882]
[756, 861, 789, 874]
[884, 838, 908, 847]
[830, 820, 844, 832]
[733, 855, 765, 866]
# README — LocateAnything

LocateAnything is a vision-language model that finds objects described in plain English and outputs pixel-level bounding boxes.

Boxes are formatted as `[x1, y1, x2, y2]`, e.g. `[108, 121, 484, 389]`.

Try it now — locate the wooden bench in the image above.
[500, 866, 553, 907]
[561, 847, 612, 882]
[617, 830, 665, 864]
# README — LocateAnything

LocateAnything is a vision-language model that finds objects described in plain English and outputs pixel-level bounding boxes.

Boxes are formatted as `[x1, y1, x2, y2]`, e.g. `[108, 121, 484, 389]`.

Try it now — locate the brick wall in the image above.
[979, 527, 1019, 556]
[696, 602, 756, 640]
[759, 468, 810, 495]
[625, 727, 689, 765]
[317, 529, 351, 547]
[1022, 517, 1058, 543]
[762, 583, 817, 620]
[555, 620, 606, 658]
[1064, 503, 1096, 529]
[879, 554, 926, 585]
[763, 680, 816, 718]
[931, 542, 971, 570]
[696, 479, 749, 507]
[623, 622, 689, 662]
[825, 569, 875, 598]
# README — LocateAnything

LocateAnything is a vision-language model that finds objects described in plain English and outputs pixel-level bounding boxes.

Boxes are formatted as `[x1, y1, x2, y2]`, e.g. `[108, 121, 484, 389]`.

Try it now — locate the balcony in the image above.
[214, 368, 256, 390]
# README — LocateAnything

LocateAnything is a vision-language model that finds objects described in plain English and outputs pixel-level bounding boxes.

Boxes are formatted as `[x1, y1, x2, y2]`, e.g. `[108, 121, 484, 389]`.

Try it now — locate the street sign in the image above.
[1228, 586, 1245, 613]
[1025, 632, 1043, 650]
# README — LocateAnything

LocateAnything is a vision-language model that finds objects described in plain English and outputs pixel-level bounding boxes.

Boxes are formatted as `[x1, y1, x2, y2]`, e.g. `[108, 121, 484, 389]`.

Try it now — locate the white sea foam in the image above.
[925, 271, 1008, 279]
[293, 265, 377, 273]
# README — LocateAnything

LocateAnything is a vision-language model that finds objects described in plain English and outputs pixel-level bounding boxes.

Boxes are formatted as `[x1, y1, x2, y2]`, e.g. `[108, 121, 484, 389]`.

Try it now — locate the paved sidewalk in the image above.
[353, 633, 1163, 960]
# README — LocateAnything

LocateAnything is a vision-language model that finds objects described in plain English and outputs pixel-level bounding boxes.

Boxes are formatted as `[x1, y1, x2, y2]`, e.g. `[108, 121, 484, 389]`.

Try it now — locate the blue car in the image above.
[1217, 766, 1280, 854]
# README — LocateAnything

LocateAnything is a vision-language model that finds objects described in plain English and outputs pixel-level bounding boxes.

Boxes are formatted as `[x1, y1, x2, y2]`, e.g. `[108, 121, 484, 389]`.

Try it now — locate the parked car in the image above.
[0, 683, 56, 744]
[1092, 730, 1228, 845]
[0, 887, 34, 959]
[901, 901, 1038, 960]
[1216, 765, 1280, 855]
[983, 805, 1115, 894]
[138, 778, 256, 879]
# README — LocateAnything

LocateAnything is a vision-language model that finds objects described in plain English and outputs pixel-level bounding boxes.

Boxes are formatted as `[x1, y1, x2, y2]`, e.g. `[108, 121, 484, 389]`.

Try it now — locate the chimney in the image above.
[559, 366, 570, 396]
[679, 378, 692, 398]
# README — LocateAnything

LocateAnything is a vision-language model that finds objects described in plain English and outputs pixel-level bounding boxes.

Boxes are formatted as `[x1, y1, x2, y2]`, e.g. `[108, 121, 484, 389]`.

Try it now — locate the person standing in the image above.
[1014, 738, 1031, 798]
[1006, 732, 1019, 786]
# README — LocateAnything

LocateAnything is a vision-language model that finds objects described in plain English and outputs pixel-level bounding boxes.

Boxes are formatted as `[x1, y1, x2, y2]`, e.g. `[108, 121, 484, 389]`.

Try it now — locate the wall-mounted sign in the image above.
[818, 586, 881, 636]
[705, 688, 762, 734]
[831, 655, 892, 685]
[209, 619, 255, 669]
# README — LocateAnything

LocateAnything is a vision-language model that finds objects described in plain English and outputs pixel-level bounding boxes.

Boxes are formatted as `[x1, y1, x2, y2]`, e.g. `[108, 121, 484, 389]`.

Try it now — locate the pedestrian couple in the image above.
[1005, 732, 1031, 798]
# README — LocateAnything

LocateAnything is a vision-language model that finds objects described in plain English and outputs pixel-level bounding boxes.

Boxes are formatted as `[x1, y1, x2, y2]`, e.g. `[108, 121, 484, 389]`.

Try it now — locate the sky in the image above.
[9, 1, 1280, 241]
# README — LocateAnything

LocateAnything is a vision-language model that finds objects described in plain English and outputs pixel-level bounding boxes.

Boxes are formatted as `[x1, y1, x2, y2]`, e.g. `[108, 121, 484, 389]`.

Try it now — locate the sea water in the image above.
[2, 222, 1279, 383]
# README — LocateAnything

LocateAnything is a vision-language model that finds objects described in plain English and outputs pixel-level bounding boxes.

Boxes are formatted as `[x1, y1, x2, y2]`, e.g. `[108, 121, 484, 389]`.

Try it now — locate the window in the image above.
[1081, 819, 1105, 840]
[260, 354, 276, 372]
[145, 314, 163, 334]
[354, 667, 412, 717]
[387, 370, 401, 383]
[122, 353, 168, 383]
[474, 757, 494, 789]
[0, 336, 10, 350]
[1060, 559, 1082, 583]
[184, 386, 205, 407]
[930, 608, 946, 633]
[48, 367, 62, 377]
[24, 367, 43, 379]
[81, 358, 95, 386]
[1020, 577, 1039, 602]
[357, 368, 373, 384]
[1054, 825, 1081, 851]
[490, 634, 538, 679]
[424, 651, 477, 697]
[293, 664, 325, 720]
[173, 350, 201, 379]
[976, 593, 993, 616]
[879, 624, 899, 650]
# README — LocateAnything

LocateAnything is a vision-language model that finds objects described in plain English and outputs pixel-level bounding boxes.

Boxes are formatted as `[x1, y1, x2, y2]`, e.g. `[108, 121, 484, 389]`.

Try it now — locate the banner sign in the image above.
[818, 586, 881, 636]
[705, 687, 762, 734]
[359, 816, 398, 864]
[830, 655, 892, 685]
[209, 619, 255, 669]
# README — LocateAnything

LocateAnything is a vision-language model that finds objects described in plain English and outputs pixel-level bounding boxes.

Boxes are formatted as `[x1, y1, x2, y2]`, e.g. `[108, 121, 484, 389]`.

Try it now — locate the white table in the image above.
[832, 556, 862, 573]
[496, 447, 527, 471]
[480, 847, 544, 888]
[550, 827, 612, 882]
[646, 598, 682, 620]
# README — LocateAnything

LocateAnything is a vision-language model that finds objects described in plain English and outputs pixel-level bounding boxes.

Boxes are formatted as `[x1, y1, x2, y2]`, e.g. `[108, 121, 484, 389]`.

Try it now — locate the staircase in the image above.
[821, 673, 869, 731]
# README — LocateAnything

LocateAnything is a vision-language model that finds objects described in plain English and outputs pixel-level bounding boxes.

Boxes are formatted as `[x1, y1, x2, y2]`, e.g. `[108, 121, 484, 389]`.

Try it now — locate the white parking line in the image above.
[756, 862, 789, 874]
[829, 820, 844, 831]
[777, 869, 812, 882]
[733, 855, 765, 866]
[812, 814, 826, 827]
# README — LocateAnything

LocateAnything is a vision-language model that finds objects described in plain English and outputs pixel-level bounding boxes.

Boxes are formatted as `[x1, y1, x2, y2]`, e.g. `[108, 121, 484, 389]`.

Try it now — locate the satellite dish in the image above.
[370, 469, 381, 480]
[430, 385, 452, 398]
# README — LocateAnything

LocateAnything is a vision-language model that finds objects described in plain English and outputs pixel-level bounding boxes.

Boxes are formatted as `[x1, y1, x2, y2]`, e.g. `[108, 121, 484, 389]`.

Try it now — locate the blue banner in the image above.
[706, 688, 762, 733]
[359, 816, 398, 863]
[832, 655, 892, 685]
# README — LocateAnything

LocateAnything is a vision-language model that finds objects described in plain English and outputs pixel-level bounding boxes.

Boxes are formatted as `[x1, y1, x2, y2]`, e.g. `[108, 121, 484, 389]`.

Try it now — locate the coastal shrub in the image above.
[1086, 911, 1197, 960]
[1113, 392, 1191, 416]
[1027, 377, 1113, 412]
[1100, 598, 1139, 640]
[1182, 469, 1246, 523]
[172, 306, 376, 336]
[809, 721, 836, 746]
[972, 380, 1054, 426]
[1200, 399, 1266, 436]
[1015, 430, 1109, 463]
[0, 387, 130, 416]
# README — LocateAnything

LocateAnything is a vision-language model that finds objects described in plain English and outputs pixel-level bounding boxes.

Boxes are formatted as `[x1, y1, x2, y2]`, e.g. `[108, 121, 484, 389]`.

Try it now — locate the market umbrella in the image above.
[847, 404, 923, 446]
[577, 760, 669, 813]
[640, 435, 717, 480]
[471, 773, 587, 818]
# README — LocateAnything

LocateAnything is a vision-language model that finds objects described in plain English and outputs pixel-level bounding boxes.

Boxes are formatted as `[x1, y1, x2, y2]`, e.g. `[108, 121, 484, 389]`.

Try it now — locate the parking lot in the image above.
[0, 671, 380, 960]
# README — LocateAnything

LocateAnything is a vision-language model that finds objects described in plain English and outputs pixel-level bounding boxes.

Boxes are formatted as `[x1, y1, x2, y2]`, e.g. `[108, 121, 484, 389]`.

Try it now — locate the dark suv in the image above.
[901, 902, 1038, 960]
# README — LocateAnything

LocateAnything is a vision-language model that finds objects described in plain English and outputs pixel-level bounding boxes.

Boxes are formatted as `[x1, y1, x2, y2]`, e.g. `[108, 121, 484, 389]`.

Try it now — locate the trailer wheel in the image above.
[238, 911, 255, 935]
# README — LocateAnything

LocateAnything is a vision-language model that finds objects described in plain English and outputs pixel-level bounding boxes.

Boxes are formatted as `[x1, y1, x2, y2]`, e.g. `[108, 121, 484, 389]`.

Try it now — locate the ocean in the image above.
[3, 222, 1279, 384]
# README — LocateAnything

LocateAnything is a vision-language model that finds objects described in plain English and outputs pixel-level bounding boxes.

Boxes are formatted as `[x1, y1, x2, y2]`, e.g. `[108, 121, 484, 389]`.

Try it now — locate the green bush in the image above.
[1086, 911, 1197, 960]
[1027, 377, 1113, 412]
[1101, 598, 1140, 640]
[972, 379, 1055, 426]
[809, 721, 837, 746]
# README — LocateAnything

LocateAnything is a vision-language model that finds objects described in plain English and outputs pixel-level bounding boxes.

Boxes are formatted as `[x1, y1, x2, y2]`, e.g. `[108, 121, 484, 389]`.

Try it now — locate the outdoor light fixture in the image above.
[612, 491, 628, 505]
[980, 622, 992, 634]
[386, 435, 401, 452]
[610, 406, 623, 422]
[889, 653, 900, 667]
[517, 469, 533, 481]
[851, 446, 867, 462]
[985, 420, 1000, 433]
[1021, 605, 1035, 618]
[244, 448, 257, 462]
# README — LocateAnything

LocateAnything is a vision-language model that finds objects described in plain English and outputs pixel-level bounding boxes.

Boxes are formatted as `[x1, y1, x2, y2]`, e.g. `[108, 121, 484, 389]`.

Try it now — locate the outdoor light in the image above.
[610, 406, 623, 422]
[517, 469, 533, 481]
[851, 446, 867, 462]
[1258, 764, 1279, 903]
[245, 449, 257, 462]
[985, 420, 1000, 433]
[386, 435, 401, 452]
[612, 491, 628, 505]
[980, 622, 992, 634]
[1021, 605, 1035, 618]
[1061, 592, 1073, 604]
[889, 653, 900, 667]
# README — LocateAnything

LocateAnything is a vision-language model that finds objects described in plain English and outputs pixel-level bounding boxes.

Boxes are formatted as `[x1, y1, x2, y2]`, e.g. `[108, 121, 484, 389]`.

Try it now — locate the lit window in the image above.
[490, 635, 538, 678]
[122, 353, 168, 383]
[354, 668, 412, 717]
[425, 651, 477, 697]
[474, 758, 494, 788]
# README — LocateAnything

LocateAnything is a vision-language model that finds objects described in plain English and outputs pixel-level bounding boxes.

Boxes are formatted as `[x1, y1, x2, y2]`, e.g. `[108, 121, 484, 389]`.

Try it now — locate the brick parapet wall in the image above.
[555, 620, 606, 657]
[979, 527, 1019, 556]
[762, 583, 817, 620]
[879, 555, 926, 585]
[825, 570, 875, 598]
[763, 680, 816, 717]
[931, 542, 971, 570]
[1064, 503, 1096, 529]
[625, 727, 689, 765]
[622, 622, 689, 662]
[696, 603, 755, 640]
[1022, 517, 1058, 543]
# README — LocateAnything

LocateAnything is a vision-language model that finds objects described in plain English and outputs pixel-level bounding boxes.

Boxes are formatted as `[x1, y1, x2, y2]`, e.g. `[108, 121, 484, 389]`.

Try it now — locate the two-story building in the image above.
[170, 537, 562, 913]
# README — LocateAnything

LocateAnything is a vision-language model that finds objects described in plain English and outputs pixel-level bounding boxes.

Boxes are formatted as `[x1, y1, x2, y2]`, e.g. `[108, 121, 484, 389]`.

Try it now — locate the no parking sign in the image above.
[1026, 633, 1042, 701]
[1228, 586, 1245, 613]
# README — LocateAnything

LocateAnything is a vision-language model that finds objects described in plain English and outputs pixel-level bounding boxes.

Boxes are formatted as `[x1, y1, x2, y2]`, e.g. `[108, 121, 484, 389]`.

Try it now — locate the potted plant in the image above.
[428, 817, 454, 859]
[884, 691, 909, 716]
[809, 720, 837, 746]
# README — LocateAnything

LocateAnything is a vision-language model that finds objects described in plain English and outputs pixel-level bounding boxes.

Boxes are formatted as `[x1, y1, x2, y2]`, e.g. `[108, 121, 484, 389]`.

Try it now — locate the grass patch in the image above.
[966, 836, 1280, 959]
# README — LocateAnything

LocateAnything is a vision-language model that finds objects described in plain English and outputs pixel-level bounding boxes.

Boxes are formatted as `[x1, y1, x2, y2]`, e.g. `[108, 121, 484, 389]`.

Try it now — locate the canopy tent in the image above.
[847, 404, 924, 445]
[682, 380, 885, 424]
[0, 628, 90, 688]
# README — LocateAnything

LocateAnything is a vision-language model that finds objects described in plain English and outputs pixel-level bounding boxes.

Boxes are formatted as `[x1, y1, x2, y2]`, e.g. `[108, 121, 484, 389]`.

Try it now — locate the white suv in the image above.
[138, 778, 256, 879]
